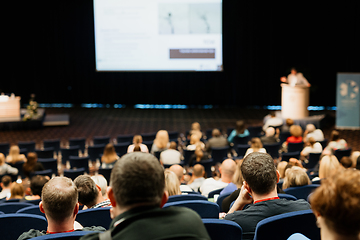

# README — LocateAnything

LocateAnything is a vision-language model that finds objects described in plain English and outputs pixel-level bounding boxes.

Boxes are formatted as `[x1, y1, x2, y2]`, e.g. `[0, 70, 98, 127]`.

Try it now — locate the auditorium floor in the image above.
[0, 107, 359, 152]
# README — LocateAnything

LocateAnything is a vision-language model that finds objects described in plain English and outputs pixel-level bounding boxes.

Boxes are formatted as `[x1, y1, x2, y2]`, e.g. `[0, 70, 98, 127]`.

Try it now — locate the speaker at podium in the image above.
[281, 84, 309, 119]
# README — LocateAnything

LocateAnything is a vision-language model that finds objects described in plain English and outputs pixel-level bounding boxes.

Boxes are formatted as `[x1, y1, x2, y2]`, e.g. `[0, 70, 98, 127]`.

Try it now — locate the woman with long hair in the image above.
[101, 143, 120, 168]
[6, 145, 27, 164]
[22, 152, 44, 179]
[164, 169, 181, 196]
[244, 137, 266, 157]
[151, 130, 169, 154]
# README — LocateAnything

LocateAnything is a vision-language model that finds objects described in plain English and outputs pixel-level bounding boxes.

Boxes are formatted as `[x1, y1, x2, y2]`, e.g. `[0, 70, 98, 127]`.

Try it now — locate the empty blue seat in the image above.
[288, 142, 304, 152]
[63, 168, 85, 181]
[93, 136, 111, 146]
[211, 146, 230, 164]
[87, 144, 106, 162]
[69, 156, 90, 174]
[30, 169, 53, 179]
[61, 146, 80, 165]
[114, 142, 129, 157]
[284, 184, 320, 201]
[116, 134, 133, 144]
[43, 139, 61, 153]
[167, 194, 208, 203]
[163, 200, 220, 218]
[76, 207, 112, 229]
[98, 168, 112, 184]
[16, 205, 45, 217]
[18, 141, 36, 153]
[36, 147, 55, 158]
[263, 142, 281, 159]
[69, 137, 87, 154]
[208, 188, 225, 199]
[37, 158, 58, 176]
[0, 142, 10, 155]
[0, 202, 33, 213]
[202, 219, 243, 240]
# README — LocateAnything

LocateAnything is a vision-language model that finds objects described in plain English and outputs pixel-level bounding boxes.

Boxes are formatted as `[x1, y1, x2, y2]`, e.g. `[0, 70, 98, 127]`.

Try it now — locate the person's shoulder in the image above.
[17, 229, 46, 240]
[78, 227, 106, 240]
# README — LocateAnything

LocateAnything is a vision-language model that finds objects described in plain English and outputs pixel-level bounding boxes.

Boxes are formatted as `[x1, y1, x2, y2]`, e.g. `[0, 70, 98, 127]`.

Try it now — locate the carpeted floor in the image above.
[0, 107, 359, 152]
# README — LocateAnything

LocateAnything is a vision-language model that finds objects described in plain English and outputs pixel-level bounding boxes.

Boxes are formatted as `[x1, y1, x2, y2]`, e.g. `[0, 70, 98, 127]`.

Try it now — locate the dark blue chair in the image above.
[248, 126, 263, 138]
[183, 149, 195, 166]
[305, 152, 321, 170]
[37, 158, 58, 176]
[60, 146, 80, 165]
[263, 142, 281, 159]
[116, 134, 133, 144]
[202, 219, 243, 240]
[0, 213, 47, 240]
[318, 139, 328, 150]
[288, 142, 304, 152]
[63, 168, 85, 181]
[167, 194, 208, 203]
[114, 142, 129, 157]
[16, 205, 45, 217]
[216, 192, 232, 212]
[36, 147, 55, 158]
[25, 198, 42, 205]
[0, 142, 10, 155]
[208, 188, 225, 199]
[93, 136, 111, 146]
[278, 193, 297, 201]
[98, 167, 112, 184]
[30, 169, 53, 179]
[163, 200, 220, 218]
[87, 144, 105, 162]
[29, 231, 99, 239]
[9, 161, 26, 179]
[279, 132, 291, 145]
[281, 151, 301, 162]
[141, 132, 157, 142]
[253, 210, 320, 240]
[76, 207, 112, 229]
[43, 139, 61, 153]
[18, 141, 36, 153]
[69, 137, 87, 154]
[168, 131, 179, 140]
[198, 158, 214, 178]
[0, 202, 33, 213]
[284, 184, 320, 201]
[69, 156, 90, 174]
[334, 148, 352, 161]
[235, 144, 250, 158]
[211, 146, 230, 164]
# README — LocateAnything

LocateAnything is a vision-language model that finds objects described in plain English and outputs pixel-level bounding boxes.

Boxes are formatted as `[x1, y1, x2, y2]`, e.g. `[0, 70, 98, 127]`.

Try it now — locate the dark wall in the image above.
[2, 1, 359, 106]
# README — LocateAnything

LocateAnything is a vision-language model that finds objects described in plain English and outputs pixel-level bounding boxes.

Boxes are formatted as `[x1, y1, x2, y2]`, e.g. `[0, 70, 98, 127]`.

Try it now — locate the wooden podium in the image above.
[0, 95, 21, 122]
[281, 84, 309, 119]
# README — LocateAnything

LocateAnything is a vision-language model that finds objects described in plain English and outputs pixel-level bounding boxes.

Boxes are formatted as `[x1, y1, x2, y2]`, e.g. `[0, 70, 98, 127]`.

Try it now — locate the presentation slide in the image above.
[94, 0, 222, 71]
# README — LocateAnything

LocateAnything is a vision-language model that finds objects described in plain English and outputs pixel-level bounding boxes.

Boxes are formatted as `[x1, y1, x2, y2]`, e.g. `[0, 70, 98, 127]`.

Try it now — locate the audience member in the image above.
[260, 127, 279, 144]
[74, 175, 111, 209]
[309, 169, 360, 240]
[187, 164, 206, 192]
[18, 177, 105, 239]
[79, 152, 210, 240]
[6, 145, 27, 164]
[262, 111, 283, 131]
[8, 182, 25, 201]
[186, 134, 205, 151]
[151, 130, 169, 154]
[277, 161, 289, 180]
[282, 166, 310, 190]
[91, 175, 108, 199]
[25, 175, 49, 201]
[0, 152, 18, 176]
[340, 156, 353, 169]
[164, 169, 181, 196]
[350, 151, 360, 168]
[286, 125, 303, 144]
[227, 120, 250, 144]
[188, 145, 210, 166]
[169, 164, 192, 192]
[281, 118, 294, 132]
[303, 124, 324, 142]
[22, 152, 45, 179]
[159, 141, 182, 165]
[0, 175, 12, 199]
[300, 137, 323, 158]
[220, 159, 243, 196]
[127, 135, 149, 153]
[205, 128, 228, 152]
[200, 159, 236, 197]
[101, 143, 119, 168]
[323, 130, 348, 155]
[188, 121, 203, 140]
[225, 152, 310, 240]
[318, 155, 341, 180]
[244, 137, 267, 157]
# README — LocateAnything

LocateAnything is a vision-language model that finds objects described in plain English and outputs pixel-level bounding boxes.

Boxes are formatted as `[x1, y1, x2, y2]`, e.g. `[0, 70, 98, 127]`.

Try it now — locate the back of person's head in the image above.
[235, 120, 246, 134]
[74, 175, 98, 207]
[9, 145, 20, 156]
[0, 153, 5, 165]
[277, 161, 288, 179]
[133, 135, 143, 144]
[250, 137, 263, 150]
[154, 130, 169, 149]
[319, 155, 340, 179]
[285, 118, 294, 127]
[306, 124, 316, 133]
[193, 164, 205, 178]
[340, 156, 353, 169]
[330, 130, 340, 141]
[232, 160, 244, 188]
[91, 175, 108, 197]
[308, 137, 316, 146]
[164, 169, 181, 196]
[24, 152, 38, 171]
[1, 175, 12, 188]
[42, 177, 78, 222]
[241, 152, 277, 195]
[169, 164, 184, 181]
[212, 129, 221, 137]
[269, 112, 276, 117]
[289, 125, 303, 137]
[103, 143, 116, 156]
[110, 152, 164, 207]
[169, 141, 177, 150]
[220, 159, 236, 179]
[10, 182, 25, 199]
[282, 166, 310, 189]
[30, 175, 49, 196]
[310, 169, 360, 238]
[190, 134, 200, 145]
[265, 127, 275, 137]
[191, 122, 201, 131]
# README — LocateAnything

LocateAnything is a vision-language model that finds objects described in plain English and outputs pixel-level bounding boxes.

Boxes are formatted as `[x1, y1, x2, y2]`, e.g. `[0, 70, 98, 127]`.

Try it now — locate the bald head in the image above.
[193, 164, 205, 178]
[169, 164, 184, 181]
[220, 159, 236, 180]
[265, 127, 275, 137]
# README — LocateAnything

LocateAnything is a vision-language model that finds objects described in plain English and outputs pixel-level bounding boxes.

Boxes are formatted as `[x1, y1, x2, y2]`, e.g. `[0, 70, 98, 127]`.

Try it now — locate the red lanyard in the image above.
[254, 196, 279, 204]
[46, 229, 75, 234]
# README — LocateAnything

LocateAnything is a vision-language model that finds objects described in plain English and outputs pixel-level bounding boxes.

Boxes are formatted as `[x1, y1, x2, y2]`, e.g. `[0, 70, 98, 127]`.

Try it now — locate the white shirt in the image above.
[244, 148, 267, 157]
[200, 178, 229, 197]
[306, 129, 324, 142]
[287, 73, 309, 87]
[160, 149, 182, 165]
[127, 144, 149, 153]
[187, 177, 205, 192]
[301, 142, 323, 157]
[263, 117, 284, 131]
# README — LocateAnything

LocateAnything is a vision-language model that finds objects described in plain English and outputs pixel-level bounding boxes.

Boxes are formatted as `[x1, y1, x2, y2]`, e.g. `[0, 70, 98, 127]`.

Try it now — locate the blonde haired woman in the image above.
[6, 145, 27, 164]
[151, 130, 169, 154]
[101, 143, 120, 168]
[164, 169, 181, 196]
[244, 138, 267, 157]
[127, 135, 149, 153]
[318, 155, 341, 179]
[282, 166, 311, 190]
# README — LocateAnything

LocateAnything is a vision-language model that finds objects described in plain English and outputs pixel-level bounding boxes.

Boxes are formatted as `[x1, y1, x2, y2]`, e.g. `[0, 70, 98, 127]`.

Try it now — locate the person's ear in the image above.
[276, 170, 280, 183]
[243, 181, 252, 195]
[73, 202, 79, 217]
[160, 191, 169, 208]
[39, 201, 45, 213]
[107, 187, 116, 207]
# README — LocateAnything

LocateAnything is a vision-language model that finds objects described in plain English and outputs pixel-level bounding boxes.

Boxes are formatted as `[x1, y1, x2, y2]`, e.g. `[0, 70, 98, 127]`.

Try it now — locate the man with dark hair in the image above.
[18, 177, 105, 240]
[225, 152, 310, 240]
[74, 175, 111, 209]
[205, 128, 228, 153]
[25, 175, 49, 200]
[187, 164, 205, 192]
[80, 152, 210, 240]
[0, 175, 12, 199]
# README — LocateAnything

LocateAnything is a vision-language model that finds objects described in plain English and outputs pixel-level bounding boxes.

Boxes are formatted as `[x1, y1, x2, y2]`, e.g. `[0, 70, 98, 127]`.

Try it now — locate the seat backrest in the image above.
[233, 136, 249, 146]
[283, 185, 320, 200]
[182, 149, 195, 166]
[163, 200, 220, 219]
[334, 148, 352, 161]
[306, 153, 321, 169]
[69, 138, 87, 153]
[167, 194, 208, 203]
[37, 158, 58, 176]
[281, 151, 301, 162]
[253, 210, 320, 240]
[247, 126, 263, 139]
[16, 205, 45, 217]
[211, 146, 230, 164]
[36, 147, 55, 158]
[87, 144, 106, 162]
[61, 146, 80, 165]
[116, 134, 133, 144]
[216, 192, 232, 212]
[288, 142, 304, 152]
[98, 168, 112, 184]
[114, 142, 129, 157]
[43, 139, 61, 153]
[0, 142, 10, 155]
[141, 132, 157, 142]
[30, 169, 53, 179]
[76, 207, 112, 229]
[235, 144, 250, 158]
[93, 136, 111, 146]
[263, 142, 281, 159]
[63, 168, 85, 181]
[208, 188, 225, 199]
[69, 156, 90, 174]
[29, 231, 98, 240]
[278, 193, 297, 201]
[18, 141, 36, 153]
[202, 219, 243, 240]
[0, 213, 47, 240]
[0, 202, 33, 213]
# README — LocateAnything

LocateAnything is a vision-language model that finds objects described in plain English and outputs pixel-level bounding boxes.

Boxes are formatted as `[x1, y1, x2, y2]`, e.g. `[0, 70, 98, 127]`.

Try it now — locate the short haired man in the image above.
[187, 164, 205, 192]
[18, 177, 105, 239]
[200, 159, 236, 197]
[224, 152, 310, 240]
[205, 128, 228, 153]
[80, 152, 210, 240]
[25, 175, 49, 200]
[0, 175, 12, 199]
[74, 175, 111, 209]
[304, 124, 324, 142]
[159, 141, 182, 165]
[169, 164, 193, 192]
